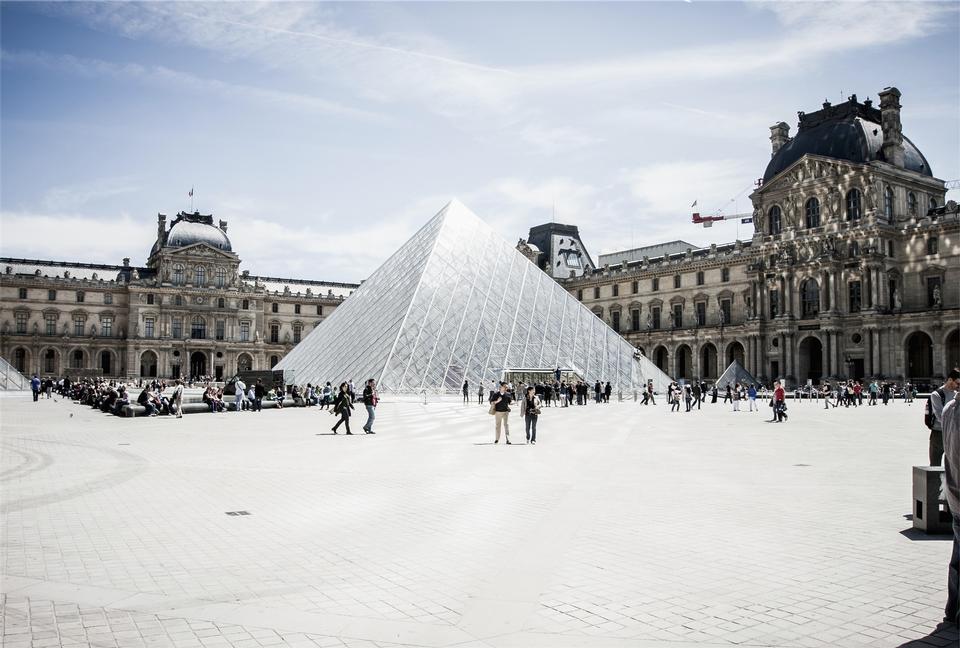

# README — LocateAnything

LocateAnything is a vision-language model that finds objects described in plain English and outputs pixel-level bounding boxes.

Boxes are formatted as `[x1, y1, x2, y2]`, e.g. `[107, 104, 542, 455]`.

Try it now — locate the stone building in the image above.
[540, 88, 959, 388]
[1, 211, 358, 381]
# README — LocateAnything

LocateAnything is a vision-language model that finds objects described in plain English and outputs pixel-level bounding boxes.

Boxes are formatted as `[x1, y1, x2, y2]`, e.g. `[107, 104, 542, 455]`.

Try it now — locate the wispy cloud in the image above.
[0, 49, 387, 122]
[41, 176, 141, 211]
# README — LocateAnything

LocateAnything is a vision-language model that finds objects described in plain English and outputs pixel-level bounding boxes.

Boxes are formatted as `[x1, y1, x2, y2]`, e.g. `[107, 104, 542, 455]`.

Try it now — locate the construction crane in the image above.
[691, 211, 753, 228]
[692, 178, 960, 227]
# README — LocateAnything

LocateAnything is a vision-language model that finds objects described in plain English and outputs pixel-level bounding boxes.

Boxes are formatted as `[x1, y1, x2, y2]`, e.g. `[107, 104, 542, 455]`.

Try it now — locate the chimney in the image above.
[769, 122, 791, 157]
[878, 87, 904, 168]
[157, 213, 166, 244]
[219, 219, 228, 233]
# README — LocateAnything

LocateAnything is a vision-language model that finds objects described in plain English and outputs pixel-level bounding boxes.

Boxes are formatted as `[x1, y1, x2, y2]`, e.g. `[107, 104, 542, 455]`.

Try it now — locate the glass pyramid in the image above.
[277, 200, 673, 393]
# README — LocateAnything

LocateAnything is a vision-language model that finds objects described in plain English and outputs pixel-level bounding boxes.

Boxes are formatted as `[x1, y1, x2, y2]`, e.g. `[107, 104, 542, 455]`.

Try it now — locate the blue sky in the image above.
[2, 1, 958, 282]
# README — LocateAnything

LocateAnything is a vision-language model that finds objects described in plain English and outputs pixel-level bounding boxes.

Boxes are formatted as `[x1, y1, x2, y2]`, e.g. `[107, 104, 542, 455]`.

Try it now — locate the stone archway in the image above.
[797, 336, 824, 385]
[675, 344, 692, 379]
[237, 353, 253, 373]
[99, 350, 114, 376]
[41, 348, 59, 375]
[946, 329, 959, 372]
[141, 351, 158, 378]
[699, 343, 718, 379]
[68, 348, 86, 370]
[653, 346, 669, 374]
[11, 347, 30, 374]
[905, 331, 934, 381]
[726, 341, 746, 367]
[190, 351, 207, 379]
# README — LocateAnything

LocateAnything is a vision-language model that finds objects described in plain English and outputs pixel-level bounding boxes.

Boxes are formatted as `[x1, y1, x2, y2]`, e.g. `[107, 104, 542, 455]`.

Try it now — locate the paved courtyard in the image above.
[1, 392, 956, 648]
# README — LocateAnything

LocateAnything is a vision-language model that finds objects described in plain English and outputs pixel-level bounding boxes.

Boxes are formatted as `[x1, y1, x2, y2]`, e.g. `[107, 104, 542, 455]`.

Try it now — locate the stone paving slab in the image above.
[0, 393, 955, 647]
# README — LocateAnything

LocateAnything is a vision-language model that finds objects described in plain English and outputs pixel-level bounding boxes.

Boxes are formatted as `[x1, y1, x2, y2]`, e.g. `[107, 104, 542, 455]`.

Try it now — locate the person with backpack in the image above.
[927, 369, 960, 466]
[331, 382, 354, 434]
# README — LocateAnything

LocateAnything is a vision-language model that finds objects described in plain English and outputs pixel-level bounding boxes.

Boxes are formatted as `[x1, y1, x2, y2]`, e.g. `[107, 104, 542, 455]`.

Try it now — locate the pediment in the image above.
[758, 154, 862, 195]
[165, 243, 237, 261]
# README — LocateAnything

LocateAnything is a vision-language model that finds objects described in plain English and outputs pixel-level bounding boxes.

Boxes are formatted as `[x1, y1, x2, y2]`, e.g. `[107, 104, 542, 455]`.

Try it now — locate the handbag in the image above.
[488, 403, 496, 416]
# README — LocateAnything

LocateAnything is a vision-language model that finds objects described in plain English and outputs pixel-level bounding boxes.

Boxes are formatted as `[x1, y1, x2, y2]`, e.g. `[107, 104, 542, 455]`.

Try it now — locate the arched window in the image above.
[44, 349, 57, 374]
[195, 266, 206, 286]
[215, 267, 226, 288]
[768, 206, 782, 235]
[242, 299, 249, 310]
[172, 265, 184, 285]
[805, 197, 820, 229]
[907, 192, 917, 216]
[191, 316, 206, 339]
[883, 185, 894, 220]
[801, 279, 820, 319]
[846, 189, 862, 221]
[71, 349, 84, 369]
[929, 196, 938, 210]
[270, 355, 279, 368]
[14, 348, 27, 372]
[217, 297, 225, 308]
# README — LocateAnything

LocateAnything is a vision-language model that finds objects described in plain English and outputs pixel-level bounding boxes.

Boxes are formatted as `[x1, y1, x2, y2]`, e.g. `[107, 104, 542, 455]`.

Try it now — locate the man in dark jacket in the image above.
[362, 378, 378, 434]
[490, 382, 513, 444]
[254, 379, 265, 412]
[137, 387, 157, 416]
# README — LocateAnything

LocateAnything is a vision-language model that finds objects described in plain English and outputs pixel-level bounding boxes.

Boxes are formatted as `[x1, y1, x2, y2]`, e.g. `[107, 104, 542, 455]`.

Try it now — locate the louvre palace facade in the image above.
[0, 212, 357, 381]
[530, 88, 959, 388]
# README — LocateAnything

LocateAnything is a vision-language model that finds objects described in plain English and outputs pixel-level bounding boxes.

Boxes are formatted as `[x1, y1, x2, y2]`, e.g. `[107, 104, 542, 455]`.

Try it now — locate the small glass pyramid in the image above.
[277, 200, 672, 393]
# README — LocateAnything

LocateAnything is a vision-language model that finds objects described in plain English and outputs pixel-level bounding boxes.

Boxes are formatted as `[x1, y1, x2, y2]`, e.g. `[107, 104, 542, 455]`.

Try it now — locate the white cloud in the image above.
[0, 211, 153, 264]
[41, 177, 141, 211]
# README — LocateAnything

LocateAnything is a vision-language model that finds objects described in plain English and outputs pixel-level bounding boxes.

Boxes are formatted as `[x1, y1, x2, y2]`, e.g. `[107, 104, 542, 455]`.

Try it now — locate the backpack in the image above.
[925, 388, 946, 429]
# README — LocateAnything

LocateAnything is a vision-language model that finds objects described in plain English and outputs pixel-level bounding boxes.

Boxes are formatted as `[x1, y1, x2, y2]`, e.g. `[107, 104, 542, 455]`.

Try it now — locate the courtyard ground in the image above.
[1, 392, 956, 648]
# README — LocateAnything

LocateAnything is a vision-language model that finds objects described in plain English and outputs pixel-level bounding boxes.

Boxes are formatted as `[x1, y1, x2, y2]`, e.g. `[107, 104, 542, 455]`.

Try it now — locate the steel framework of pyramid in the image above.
[277, 200, 673, 393]
[714, 359, 759, 390]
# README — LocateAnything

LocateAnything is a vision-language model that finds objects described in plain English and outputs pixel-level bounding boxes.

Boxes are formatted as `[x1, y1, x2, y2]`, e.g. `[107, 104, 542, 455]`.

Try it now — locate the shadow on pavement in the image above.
[899, 528, 952, 541]
[897, 621, 958, 647]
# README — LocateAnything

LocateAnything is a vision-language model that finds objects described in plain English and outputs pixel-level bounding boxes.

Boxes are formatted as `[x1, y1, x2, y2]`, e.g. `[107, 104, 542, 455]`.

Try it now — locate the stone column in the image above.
[786, 333, 795, 380]
[832, 269, 842, 314]
[873, 329, 883, 376]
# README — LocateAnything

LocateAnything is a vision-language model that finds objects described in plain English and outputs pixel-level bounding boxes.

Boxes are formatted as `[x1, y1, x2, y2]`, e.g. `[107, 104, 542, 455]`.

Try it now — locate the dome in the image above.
[763, 99, 932, 183]
[154, 212, 232, 255]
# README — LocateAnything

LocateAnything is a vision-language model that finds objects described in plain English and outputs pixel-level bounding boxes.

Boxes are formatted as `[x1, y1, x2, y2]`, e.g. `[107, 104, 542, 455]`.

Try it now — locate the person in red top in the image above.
[772, 381, 788, 423]
[853, 381, 863, 406]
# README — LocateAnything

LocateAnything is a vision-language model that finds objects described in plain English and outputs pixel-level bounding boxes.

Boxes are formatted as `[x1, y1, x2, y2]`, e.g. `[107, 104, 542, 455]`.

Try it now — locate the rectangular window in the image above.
[18, 288, 27, 299]
[270, 324, 279, 343]
[147, 293, 154, 305]
[144, 318, 154, 339]
[577, 289, 583, 301]
[593, 287, 600, 299]
[293, 324, 302, 343]
[631, 281, 638, 294]
[45, 315, 56, 336]
[770, 290, 780, 318]
[631, 308, 640, 332]
[48, 290, 56, 301]
[674, 275, 681, 289]
[76, 291, 85, 303]
[612, 284, 619, 297]
[294, 304, 301, 315]
[215, 319, 225, 341]
[240, 321, 250, 342]
[271, 303, 279, 313]
[652, 307, 661, 330]
[172, 318, 182, 339]
[848, 281, 862, 313]
[927, 277, 942, 308]
[104, 293, 112, 305]
[721, 268, 730, 283]
[652, 278, 659, 292]
[696, 271, 704, 286]
[101, 317, 112, 338]
[16, 312, 28, 333]
[75, 317, 85, 337]
[721, 299, 732, 324]
[673, 304, 683, 328]
[696, 302, 706, 326]
[612, 311, 621, 333]
[927, 237, 939, 256]
[316, 304, 323, 316]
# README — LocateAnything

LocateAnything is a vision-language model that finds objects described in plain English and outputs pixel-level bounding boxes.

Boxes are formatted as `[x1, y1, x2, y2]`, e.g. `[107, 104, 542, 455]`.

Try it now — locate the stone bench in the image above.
[122, 398, 301, 417]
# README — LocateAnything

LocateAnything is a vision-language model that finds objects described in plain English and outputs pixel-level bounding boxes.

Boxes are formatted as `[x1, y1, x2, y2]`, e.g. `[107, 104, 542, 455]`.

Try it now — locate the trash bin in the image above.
[913, 466, 952, 534]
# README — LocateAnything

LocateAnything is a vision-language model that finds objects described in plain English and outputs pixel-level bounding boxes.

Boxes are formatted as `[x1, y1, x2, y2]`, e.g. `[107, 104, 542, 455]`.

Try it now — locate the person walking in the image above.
[478, 383, 484, 405]
[30, 374, 41, 402]
[733, 384, 741, 411]
[490, 382, 513, 444]
[171, 379, 184, 418]
[520, 385, 541, 445]
[928, 370, 960, 466]
[940, 389, 960, 627]
[723, 385, 733, 404]
[747, 384, 758, 411]
[362, 378, 378, 434]
[234, 378, 246, 412]
[254, 379, 265, 412]
[594, 381, 602, 404]
[772, 381, 787, 422]
[692, 382, 702, 410]
[462, 380, 469, 404]
[332, 382, 354, 434]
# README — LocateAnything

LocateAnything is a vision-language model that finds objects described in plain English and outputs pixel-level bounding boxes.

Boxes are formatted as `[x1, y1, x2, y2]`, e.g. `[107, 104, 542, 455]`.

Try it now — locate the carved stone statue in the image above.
[933, 285, 942, 308]
[892, 288, 902, 310]
[645, 311, 653, 330]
